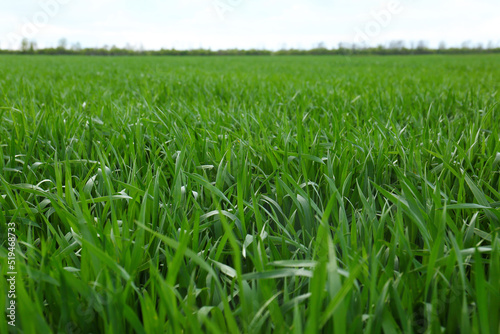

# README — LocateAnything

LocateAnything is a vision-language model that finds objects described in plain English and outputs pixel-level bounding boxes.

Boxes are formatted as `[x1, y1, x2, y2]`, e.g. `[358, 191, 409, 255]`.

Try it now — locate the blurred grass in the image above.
[0, 54, 499, 333]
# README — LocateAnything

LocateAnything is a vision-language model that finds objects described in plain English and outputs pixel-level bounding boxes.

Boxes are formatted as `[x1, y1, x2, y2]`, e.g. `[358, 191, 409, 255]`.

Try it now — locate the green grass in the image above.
[1, 54, 500, 333]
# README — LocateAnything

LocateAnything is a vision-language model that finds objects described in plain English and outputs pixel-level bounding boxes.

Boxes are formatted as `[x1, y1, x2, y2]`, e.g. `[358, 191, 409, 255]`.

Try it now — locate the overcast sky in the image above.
[1, 0, 499, 50]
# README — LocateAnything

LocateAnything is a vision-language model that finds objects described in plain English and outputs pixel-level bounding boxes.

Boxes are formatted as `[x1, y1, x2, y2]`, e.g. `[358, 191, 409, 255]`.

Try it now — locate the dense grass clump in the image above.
[1, 55, 500, 333]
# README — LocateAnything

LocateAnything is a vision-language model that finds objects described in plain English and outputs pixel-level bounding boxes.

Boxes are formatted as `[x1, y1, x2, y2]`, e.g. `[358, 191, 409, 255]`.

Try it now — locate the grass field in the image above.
[1, 54, 500, 333]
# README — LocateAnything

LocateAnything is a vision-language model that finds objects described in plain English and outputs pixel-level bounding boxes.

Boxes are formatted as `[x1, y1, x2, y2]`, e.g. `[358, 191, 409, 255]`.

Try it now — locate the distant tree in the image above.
[3, 40, 500, 57]
[21, 38, 30, 52]
[338, 42, 347, 50]
[72, 42, 82, 51]
[29, 40, 37, 53]
[389, 40, 405, 50]
[58, 38, 68, 50]
[416, 40, 427, 50]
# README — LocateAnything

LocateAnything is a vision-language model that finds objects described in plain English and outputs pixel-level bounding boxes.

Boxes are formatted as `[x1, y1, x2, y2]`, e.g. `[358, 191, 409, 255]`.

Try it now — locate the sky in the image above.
[1, 0, 499, 50]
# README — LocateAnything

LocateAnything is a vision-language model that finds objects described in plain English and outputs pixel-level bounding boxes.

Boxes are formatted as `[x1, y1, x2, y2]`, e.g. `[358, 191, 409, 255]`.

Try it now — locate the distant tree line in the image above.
[1, 38, 499, 56]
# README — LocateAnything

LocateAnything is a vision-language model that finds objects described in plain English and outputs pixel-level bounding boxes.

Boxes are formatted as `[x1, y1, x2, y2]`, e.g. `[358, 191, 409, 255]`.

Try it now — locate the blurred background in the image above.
[1, 0, 499, 51]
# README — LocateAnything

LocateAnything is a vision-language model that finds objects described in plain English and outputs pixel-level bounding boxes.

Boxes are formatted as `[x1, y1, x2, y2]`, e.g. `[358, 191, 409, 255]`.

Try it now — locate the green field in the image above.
[1, 55, 500, 333]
